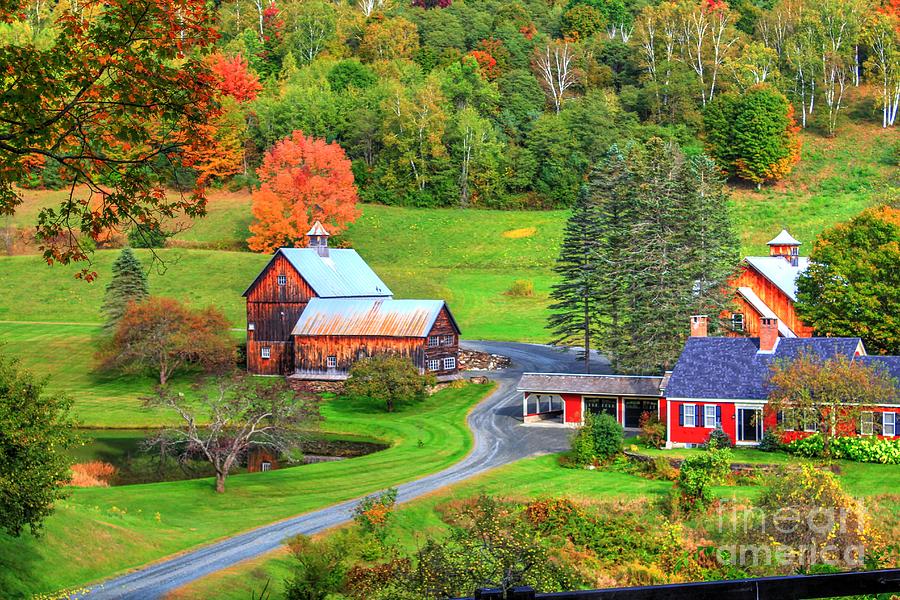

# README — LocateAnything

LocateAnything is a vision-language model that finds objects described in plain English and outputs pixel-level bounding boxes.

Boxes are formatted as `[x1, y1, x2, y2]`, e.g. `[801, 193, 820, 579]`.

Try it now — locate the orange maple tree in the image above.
[209, 53, 262, 103]
[247, 131, 360, 253]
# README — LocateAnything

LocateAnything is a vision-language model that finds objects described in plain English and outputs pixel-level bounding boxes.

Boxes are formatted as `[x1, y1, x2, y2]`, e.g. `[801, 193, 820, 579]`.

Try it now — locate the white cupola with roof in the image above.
[767, 229, 801, 266]
[307, 220, 330, 257]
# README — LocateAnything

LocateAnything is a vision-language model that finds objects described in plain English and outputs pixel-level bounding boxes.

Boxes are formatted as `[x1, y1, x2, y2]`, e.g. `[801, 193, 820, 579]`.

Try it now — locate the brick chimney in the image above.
[759, 317, 779, 353]
[690, 315, 708, 337]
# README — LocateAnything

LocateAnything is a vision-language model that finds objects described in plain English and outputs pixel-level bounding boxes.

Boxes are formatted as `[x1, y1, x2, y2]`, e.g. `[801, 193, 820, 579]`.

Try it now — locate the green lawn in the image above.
[173, 450, 900, 599]
[0, 382, 492, 599]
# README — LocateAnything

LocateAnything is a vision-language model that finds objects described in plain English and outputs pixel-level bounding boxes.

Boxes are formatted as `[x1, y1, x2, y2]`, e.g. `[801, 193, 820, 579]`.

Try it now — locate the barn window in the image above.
[427, 359, 440, 371]
[443, 357, 456, 371]
[248, 323, 255, 331]
[261, 461, 272, 472]
[261, 347, 271, 359]
[326, 356, 337, 369]
[277, 274, 286, 286]
[441, 334, 454, 345]
[884, 413, 896, 437]
[428, 336, 440, 348]
[860, 412, 875, 436]
[731, 313, 744, 332]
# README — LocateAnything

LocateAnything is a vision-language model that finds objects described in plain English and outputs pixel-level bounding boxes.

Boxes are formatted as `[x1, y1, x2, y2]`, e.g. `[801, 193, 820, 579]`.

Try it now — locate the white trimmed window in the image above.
[884, 412, 896, 437]
[261, 462, 272, 472]
[277, 274, 286, 286]
[860, 411, 875, 436]
[802, 409, 818, 432]
[704, 405, 717, 428]
[683, 404, 696, 427]
[441, 334, 455, 345]
[731, 313, 744, 333]
[428, 336, 440, 348]
[326, 356, 337, 369]
[248, 322, 255, 331]
[443, 357, 456, 371]
[427, 359, 440, 372]
[260, 347, 271, 359]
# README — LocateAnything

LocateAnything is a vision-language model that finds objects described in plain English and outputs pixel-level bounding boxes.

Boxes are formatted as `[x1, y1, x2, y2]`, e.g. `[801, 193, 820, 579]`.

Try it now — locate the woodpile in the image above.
[288, 378, 345, 395]
[458, 349, 511, 371]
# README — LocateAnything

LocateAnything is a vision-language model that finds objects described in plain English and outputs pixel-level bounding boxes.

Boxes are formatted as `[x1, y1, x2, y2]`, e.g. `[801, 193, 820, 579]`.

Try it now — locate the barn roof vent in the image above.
[307, 221, 330, 257]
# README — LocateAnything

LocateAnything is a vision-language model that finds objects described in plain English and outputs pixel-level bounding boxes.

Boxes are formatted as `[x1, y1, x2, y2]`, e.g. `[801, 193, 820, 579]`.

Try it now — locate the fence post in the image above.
[508, 586, 536, 600]
[474, 588, 503, 600]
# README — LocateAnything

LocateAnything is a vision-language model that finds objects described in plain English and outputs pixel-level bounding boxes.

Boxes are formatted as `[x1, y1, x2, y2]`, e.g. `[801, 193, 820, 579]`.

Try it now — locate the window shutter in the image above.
[776, 411, 783, 425]
[716, 406, 722, 427]
[678, 404, 684, 427]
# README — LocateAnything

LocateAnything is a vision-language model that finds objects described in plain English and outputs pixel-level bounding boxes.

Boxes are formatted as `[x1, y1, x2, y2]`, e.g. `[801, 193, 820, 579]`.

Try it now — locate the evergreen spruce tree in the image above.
[547, 185, 602, 373]
[101, 248, 149, 331]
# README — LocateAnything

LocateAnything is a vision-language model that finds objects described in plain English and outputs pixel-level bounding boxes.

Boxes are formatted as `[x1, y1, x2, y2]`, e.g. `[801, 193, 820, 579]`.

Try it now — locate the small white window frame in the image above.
[704, 405, 717, 429]
[443, 356, 456, 371]
[884, 412, 896, 437]
[860, 411, 875, 436]
[277, 274, 287, 286]
[684, 404, 696, 428]
[326, 355, 337, 369]
[441, 334, 455, 346]
[427, 359, 440, 372]
[428, 336, 440, 348]
[802, 409, 818, 432]
[261, 461, 272, 472]
[260, 346, 271, 359]
[248, 322, 255, 331]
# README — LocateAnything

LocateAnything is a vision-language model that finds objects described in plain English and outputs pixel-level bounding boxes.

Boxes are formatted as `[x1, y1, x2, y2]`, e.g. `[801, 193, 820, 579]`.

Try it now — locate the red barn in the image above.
[726, 229, 814, 338]
[243, 222, 460, 380]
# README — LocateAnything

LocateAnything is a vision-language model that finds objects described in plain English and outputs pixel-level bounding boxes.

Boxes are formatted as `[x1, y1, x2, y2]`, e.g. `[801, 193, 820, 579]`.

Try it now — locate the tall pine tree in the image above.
[547, 185, 603, 373]
[101, 248, 149, 331]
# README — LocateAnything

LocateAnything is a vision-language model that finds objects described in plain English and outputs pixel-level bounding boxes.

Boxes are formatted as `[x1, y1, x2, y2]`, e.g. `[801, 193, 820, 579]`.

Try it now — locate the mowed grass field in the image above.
[0, 383, 492, 598]
[171, 451, 900, 600]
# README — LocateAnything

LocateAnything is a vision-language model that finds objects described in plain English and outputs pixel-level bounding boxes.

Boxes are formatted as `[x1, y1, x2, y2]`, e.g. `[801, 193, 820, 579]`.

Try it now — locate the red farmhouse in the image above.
[244, 222, 460, 380]
[518, 316, 900, 447]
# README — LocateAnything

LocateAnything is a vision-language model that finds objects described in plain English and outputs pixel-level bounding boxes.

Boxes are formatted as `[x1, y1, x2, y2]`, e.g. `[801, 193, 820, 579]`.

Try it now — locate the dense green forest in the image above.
[12, 0, 899, 211]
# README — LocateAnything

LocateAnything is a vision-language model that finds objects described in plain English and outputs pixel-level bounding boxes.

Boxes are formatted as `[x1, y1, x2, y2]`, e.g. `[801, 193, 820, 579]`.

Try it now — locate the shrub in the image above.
[70, 461, 118, 487]
[704, 427, 734, 449]
[592, 413, 624, 462]
[828, 436, 900, 464]
[570, 413, 597, 466]
[758, 428, 782, 452]
[128, 223, 168, 248]
[352, 488, 398, 544]
[676, 446, 732, 510]
[638, 412, 666, 449]
[785, 433, 825, 458]
[504, 279, 534, 297]
[285, 534, 347, 600]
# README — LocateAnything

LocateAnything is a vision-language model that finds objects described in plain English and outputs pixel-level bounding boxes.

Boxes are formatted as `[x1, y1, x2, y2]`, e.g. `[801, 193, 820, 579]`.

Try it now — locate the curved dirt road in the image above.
[83, 342, 605, 599]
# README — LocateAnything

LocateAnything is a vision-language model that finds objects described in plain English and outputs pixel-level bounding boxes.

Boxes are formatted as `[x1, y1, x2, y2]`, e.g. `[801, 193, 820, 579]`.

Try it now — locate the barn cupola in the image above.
[307, 221, 330, 257]
[767, 229, 801, 266]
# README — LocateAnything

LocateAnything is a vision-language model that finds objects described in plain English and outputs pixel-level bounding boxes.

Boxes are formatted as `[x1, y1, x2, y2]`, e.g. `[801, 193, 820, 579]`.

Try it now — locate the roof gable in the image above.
[517, 373, 664, 397]
[744, 256, 809, 302]
[292, 298, 459, 338]
[243, 248, 393, 298]
[666, 337, 864, 400]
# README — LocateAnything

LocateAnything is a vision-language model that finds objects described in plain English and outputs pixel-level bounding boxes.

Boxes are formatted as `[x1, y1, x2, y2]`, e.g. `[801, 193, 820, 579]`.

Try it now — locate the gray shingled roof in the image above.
[665, 337, 871, 400]
[859, 356, 900, 385]
[293, 298, 458, 337]
[517, 373, 663, 397]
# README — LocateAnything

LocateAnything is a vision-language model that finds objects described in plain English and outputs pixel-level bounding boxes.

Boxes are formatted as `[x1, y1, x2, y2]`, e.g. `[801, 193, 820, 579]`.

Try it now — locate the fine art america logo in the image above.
[711, 502, 873, 569]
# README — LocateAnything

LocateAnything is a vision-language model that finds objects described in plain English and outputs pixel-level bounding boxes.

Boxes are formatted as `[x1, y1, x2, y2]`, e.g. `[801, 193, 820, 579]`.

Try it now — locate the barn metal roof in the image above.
[767, 229, 801, 246]
[736, 287, 797, 337]
[292, 298, 458, 337]
[307, 221, 330, 236]
[517, 373, 664, 397]
[243, 248, 393, 298]
[744, 256, 809, 302]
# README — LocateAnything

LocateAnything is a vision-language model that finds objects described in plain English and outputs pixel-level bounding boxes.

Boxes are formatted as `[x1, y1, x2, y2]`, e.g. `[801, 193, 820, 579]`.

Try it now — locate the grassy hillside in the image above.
[0, 383, 491, 598]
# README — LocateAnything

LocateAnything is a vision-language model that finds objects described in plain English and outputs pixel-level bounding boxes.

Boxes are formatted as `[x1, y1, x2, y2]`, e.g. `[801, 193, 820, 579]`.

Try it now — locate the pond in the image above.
[69, 429, 388, 486]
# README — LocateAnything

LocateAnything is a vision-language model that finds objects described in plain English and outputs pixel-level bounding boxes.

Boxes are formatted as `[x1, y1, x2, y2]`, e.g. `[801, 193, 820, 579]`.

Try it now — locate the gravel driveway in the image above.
[81, 342, 605, 599]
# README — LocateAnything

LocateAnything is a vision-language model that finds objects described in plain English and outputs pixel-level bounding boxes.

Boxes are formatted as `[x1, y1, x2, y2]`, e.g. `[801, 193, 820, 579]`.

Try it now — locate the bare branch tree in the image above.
[145, 374, 322, 493]
[534, 42, 579, 114]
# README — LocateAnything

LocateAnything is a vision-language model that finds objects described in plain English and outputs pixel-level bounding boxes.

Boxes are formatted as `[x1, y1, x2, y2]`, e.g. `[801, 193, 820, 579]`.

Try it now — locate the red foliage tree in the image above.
[0, 0, 220, 278]
[468, 50, 499, 81]
[209, 53, 262, 102]
[100, 297, 235, 386]
[248, 131, 360, 253]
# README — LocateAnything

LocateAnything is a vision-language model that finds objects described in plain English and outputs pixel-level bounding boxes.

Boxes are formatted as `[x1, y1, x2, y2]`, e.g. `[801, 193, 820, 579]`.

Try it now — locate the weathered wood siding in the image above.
[246, 254, 319, 374]
[295, 335, 425, 377]
[423, 308, 459, 376]
[730, 265, 814, 338]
